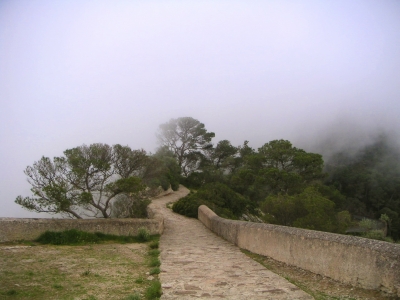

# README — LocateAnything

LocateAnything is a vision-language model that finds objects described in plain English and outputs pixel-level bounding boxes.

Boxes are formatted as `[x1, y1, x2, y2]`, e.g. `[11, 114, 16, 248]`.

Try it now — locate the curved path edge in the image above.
[149, 186, 313, 300]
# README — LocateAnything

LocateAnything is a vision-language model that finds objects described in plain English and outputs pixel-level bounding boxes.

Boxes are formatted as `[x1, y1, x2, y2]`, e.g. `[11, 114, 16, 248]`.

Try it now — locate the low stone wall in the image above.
[198, 205, 400, 296]
[0, 205, 163, 243]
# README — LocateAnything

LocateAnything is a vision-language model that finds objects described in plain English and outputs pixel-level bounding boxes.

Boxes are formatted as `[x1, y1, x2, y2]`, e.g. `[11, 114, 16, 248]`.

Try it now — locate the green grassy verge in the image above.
[0, 229, 162, 300]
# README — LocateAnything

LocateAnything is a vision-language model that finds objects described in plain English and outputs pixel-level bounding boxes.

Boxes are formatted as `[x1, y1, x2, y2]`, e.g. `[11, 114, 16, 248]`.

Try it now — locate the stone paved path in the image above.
[150, 186, 313, 300]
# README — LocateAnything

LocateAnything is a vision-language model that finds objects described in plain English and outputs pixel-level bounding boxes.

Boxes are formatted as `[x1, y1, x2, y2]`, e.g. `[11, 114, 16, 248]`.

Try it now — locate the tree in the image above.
[157, 117, 215, 176]
[205, 140, 238, 170]
[326, 135, 400, 240]
[257, 140, 325, 195]
[261, 187, 341, 232]
[258, 140, 324, 182]
[15, 143, 154, 219]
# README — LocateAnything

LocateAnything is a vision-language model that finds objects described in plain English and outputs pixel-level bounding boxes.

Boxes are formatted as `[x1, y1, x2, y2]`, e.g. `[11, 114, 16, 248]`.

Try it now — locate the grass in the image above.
[149, 267, 160, 275]
[125, 293, 141, 300]
[5, 290, 17, 296]
[148, 257, 161, 268]
[51, 284, 63, 289]
[149, 240, 159, 249]
[0, 231, 161, 299]
[34, 229, 159, 245]
[148, 249, 160, 257]
[145, 281, 162, 300]
[135, 276, 145, 284]
[137, 227, 151, 242]
[81, 267, 92, 277]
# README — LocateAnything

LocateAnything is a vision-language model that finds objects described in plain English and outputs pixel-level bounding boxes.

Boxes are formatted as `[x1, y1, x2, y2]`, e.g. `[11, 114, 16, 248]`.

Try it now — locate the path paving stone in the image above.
[149, 186, 313, 300]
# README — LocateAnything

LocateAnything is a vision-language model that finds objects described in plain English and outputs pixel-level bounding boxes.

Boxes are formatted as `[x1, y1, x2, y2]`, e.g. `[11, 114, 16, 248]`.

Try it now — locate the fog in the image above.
[1, 0, 399, 217]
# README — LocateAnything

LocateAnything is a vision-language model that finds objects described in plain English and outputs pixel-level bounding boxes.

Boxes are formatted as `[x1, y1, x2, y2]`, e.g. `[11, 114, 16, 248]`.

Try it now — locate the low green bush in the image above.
[362, 230, 394, 242]
[172, 182, 251, 219]
[35, 229, 158, 245]
[172, 193, 201, 218]
[35, 229, 100, 245]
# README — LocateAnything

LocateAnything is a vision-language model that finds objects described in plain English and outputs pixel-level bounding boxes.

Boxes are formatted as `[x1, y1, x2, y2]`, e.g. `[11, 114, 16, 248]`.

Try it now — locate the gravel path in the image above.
[149, 186, 313, 300]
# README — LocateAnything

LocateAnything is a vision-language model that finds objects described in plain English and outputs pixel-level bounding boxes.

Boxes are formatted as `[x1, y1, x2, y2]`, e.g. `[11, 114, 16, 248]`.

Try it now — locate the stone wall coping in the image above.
[198, 204, 400, 296]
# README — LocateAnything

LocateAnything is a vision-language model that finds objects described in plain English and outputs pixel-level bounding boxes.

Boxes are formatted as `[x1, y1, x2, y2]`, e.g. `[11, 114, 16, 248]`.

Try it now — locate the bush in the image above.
[35, 229, 156, 245]
[362, 230, 393, 242]
[36, 229, 100, 245]
[172, 183, 251, 219]
[172, 193, 201, 218]
[359, 218, 380, 230]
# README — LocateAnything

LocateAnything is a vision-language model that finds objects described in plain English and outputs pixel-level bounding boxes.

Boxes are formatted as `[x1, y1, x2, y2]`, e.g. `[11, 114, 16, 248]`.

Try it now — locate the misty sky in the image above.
[1, 0, 400, 218]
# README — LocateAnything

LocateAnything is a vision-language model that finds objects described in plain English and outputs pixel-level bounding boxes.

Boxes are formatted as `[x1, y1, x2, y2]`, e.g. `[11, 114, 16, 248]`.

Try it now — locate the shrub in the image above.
[362, 230, 393, 242]
[35, 229, 155, 245]
[172, 193, 201, 218]
[359, 218, 379, 230]
[172, 182, 251, 219]
[36, 229, 100, 245]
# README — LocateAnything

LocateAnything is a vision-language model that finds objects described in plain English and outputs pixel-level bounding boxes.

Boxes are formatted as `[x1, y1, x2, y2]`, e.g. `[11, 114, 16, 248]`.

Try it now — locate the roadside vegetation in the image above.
[15, 116, 400, 242]
[0, 229, 162, 300]
[161, 118, 400, 242]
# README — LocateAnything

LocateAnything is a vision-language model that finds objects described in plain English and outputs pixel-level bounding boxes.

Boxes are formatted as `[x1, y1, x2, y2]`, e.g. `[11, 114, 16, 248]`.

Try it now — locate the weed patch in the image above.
[137, 227, 150, 242]
[149, 267, 160, 275]
[145, 280, 162, 299]
[135, 276, 145, 284]
[148, 257, 161, 268]
[149, 240, 159, 249]
[148, 249, 160, 257]
[125, 293, 141, 300]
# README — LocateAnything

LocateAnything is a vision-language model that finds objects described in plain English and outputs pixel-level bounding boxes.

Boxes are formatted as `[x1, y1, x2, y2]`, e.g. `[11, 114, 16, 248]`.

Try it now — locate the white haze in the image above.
[1, 0, 399, 217]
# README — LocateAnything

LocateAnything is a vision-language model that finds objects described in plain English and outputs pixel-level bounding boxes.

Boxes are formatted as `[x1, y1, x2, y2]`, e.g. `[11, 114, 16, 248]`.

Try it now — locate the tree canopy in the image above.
[15, 143, 178, 218]
[157, 117, 215, 176]
[325, 135, 400, 239]
[15, 117, 400, 241]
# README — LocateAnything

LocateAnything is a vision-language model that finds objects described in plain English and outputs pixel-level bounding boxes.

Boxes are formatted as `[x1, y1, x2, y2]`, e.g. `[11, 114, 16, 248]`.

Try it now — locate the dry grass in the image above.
[0, 241, 159, 300]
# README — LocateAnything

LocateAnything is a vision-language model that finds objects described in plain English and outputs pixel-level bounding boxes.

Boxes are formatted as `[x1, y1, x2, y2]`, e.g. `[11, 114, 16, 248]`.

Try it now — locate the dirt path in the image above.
[149, 186, 313, 300]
